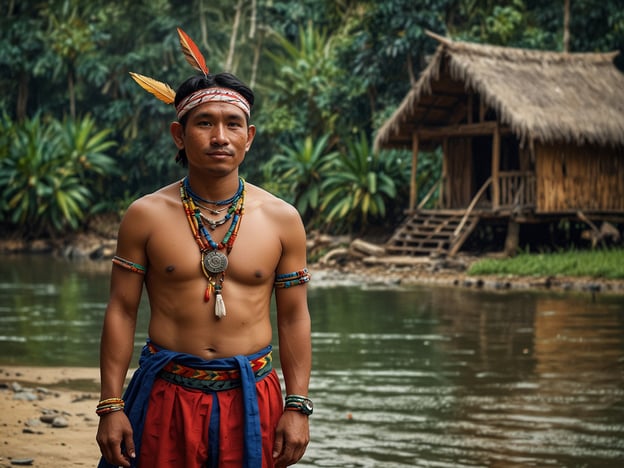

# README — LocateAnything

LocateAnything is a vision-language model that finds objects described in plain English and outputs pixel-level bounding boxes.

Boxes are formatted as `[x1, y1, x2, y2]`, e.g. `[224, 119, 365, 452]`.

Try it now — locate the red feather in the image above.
[177, 28, 209, 76]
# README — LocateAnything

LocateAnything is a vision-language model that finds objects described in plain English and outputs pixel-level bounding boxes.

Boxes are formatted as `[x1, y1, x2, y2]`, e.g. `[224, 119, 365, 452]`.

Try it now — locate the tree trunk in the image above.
[249, 0, 257, 39]
[250, 30, 263, 89]
[563, 0, 570, 53]
[16, 71, 28, 121]
[225, 0, 244, 72]
[68, 71, 76, 119]
[198, 0, 210, 53]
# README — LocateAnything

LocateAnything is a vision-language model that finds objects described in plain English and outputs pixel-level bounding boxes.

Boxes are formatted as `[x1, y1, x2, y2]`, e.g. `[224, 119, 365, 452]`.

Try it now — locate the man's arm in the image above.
[273, 284, 311, 467]
[272, 208, 312, 467]
[276, 284, 312, 397]
[96, 201, 149, 467]
[96, 272, 142, 466]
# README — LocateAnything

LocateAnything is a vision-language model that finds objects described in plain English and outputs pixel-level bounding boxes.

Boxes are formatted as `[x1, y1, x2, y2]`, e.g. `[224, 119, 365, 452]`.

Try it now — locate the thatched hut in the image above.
[374, 32, 624, 256]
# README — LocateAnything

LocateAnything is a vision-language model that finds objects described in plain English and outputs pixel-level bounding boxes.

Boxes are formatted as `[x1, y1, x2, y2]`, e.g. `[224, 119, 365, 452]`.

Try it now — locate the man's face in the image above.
[171, 100, 256, 175]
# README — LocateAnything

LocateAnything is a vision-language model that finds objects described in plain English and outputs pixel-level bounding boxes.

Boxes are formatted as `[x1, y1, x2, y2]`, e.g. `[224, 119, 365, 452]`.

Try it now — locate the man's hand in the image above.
[272, 410, 310, 467]
[96, 411, 136, 467]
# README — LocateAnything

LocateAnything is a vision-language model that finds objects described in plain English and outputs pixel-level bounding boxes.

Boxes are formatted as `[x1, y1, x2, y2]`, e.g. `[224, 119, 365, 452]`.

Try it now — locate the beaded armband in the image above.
[274, 268, 311, 289]
[112, 255, 146, 275]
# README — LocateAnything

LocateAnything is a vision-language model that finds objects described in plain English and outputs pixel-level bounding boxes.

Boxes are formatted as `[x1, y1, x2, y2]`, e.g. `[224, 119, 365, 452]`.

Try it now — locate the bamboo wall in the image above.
[535, 143, 624, 212]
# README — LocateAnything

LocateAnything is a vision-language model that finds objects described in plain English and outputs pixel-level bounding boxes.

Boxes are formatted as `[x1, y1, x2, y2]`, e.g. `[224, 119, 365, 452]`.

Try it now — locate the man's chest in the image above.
[145, 212, 282, 284]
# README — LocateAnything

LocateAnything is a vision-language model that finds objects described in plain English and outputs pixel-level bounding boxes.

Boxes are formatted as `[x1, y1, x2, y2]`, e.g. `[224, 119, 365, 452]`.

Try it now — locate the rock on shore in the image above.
[0, 368, 101, 467]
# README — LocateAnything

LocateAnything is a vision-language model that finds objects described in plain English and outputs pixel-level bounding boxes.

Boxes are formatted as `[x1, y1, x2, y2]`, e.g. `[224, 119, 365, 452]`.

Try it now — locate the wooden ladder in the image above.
[385, 210, 480, 256]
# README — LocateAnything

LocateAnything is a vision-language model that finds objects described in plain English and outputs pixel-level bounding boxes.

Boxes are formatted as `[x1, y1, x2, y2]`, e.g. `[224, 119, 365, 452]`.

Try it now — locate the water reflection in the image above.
[304, 286, 624, 467]
[1, 255, 624, 466]
[1, 256, 111, 365]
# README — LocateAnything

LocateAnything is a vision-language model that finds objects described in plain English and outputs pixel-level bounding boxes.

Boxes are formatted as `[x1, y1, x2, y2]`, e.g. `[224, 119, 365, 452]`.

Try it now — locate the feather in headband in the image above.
[129, 28, 250, 118]
[128, 72, 175, 104]
[129, 28, 207, 105]
[177, 27, 209, 76]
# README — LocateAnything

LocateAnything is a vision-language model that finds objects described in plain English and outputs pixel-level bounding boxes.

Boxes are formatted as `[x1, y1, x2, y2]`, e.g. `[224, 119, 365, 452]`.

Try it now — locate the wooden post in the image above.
[479, 94, 486, 122]
[492, 123, 500, 209]
[504, 219, 520, 257]
[442, 137, 448, 209]
[409, 132, 419, 211]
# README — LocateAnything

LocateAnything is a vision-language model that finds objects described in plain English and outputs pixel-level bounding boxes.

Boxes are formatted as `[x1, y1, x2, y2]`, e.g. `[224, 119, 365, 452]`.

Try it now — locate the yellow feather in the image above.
[129, 72, 176, 105]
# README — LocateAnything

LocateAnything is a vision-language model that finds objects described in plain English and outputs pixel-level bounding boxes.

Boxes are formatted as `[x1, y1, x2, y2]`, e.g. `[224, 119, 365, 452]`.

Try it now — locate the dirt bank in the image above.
[0, 367, 101, 467]
[1, 231, 623, 295]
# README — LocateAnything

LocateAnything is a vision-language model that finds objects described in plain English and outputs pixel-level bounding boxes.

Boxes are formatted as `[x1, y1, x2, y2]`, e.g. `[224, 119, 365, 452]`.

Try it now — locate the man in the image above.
[96, 28, 312, 468]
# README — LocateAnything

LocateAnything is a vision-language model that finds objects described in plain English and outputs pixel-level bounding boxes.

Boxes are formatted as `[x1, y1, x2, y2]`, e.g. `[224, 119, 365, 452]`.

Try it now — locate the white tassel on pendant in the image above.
[215, 292, 226, 318]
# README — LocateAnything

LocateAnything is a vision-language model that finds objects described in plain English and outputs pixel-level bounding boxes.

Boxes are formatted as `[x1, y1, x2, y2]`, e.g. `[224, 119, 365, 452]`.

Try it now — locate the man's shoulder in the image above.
[125, 182, 180, 216]
[246, 183, 299, 217]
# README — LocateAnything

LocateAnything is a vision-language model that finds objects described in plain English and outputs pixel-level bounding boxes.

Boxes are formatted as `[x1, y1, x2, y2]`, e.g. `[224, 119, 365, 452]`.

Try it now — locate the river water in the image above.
[1, 255, 623, 467]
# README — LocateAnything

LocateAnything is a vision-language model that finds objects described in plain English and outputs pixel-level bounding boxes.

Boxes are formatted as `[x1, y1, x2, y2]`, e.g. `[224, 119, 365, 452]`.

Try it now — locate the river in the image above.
[1, 255, 623, 467]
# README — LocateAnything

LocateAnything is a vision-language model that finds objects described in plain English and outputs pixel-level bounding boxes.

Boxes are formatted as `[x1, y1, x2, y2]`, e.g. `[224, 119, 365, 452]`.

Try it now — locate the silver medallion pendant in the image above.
[202, 250, 228, 275]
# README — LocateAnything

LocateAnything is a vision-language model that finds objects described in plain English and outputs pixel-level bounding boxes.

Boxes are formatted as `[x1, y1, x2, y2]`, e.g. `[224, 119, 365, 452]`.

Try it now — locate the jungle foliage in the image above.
[1, 0, 622, 237]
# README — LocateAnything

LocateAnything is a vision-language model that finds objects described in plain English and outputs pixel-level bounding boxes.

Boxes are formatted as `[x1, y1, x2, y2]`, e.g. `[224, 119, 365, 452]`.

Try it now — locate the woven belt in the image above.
[152, 345, 273, 392]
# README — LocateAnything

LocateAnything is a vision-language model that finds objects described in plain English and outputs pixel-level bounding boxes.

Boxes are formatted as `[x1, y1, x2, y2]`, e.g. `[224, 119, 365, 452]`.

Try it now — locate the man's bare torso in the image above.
[128, 180, 291, 360]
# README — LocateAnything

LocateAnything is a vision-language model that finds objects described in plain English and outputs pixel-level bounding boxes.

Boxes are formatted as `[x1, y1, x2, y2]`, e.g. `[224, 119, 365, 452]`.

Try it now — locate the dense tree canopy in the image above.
[1, 0, 621, 236]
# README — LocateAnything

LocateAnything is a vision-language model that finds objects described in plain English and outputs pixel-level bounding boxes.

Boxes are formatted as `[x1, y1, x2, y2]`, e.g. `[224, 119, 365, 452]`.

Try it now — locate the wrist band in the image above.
[96, 397, 125, 417]
[285, 394, 308, 403]
[285, 394, 313, 416]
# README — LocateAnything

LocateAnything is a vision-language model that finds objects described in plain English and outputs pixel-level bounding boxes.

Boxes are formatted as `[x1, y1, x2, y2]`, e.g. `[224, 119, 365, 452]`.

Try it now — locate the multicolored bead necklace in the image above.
[179, 177, 245, 318]
[184, 177, 243, 229]
[196, 200, 240, 230]
[184, 177, 243, 206]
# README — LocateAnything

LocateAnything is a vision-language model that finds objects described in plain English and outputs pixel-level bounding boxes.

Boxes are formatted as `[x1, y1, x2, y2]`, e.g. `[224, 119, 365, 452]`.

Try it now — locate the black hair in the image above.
[174, 72, 254, 167]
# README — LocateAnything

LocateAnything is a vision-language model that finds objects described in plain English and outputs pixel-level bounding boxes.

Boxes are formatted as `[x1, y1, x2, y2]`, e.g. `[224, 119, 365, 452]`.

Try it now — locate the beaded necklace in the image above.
[195, 201, 229, 215]
[179, 177, 245, 318]
[184, 177, 243, 206]
[199, 211, 232, 230]
[197, 200, 239, 230]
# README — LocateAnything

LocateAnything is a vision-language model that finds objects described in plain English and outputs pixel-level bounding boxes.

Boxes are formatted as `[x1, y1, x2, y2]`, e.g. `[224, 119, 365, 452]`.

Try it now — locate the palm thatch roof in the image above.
[374, 32, 624, 150]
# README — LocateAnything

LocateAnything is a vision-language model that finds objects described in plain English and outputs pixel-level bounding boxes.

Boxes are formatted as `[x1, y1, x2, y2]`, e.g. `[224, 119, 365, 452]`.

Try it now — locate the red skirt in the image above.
[139, 370, 283, 467]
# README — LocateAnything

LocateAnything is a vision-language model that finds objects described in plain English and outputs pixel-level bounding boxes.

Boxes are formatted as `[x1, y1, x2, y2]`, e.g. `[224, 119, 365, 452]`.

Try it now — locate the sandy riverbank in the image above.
[0, 367, 104, 467]
[310, 259, 624, 295]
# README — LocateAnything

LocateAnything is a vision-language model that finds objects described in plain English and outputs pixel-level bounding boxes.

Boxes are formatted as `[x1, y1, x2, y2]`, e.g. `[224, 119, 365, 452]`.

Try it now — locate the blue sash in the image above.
[98, 339, 271, 468]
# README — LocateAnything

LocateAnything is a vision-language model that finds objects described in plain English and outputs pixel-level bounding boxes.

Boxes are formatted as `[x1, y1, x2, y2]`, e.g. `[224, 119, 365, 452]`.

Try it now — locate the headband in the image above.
[176, 87, 251, 120]
[129, 28, 251, 119]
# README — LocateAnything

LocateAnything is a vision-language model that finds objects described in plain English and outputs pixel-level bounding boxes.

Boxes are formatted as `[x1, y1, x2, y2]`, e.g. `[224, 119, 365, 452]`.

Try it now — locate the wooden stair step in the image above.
[385, 210, 480, 257]
[387, 245, 449, 253]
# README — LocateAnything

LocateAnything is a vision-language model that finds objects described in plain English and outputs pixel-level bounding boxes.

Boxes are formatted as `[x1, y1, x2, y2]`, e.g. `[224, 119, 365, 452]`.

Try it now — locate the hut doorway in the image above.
[470, 134, 522, 210]
[472, 136, 492, 207]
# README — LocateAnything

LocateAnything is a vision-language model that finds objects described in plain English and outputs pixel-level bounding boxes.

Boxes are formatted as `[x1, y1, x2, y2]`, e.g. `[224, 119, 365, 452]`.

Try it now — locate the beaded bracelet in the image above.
[284, 394, 313, 415]
[285, 394, 308, 403]
[96, 397, 125, 417]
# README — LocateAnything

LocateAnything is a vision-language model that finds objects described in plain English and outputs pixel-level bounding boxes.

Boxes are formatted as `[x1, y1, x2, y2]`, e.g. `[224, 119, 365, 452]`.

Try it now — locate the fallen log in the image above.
[349, 239, 386, 256]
